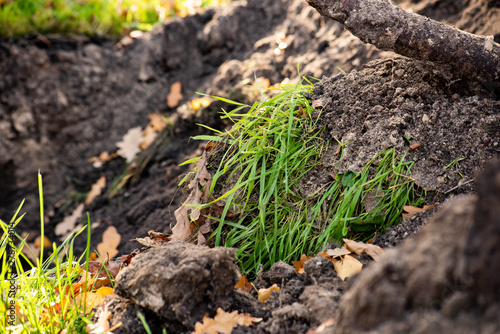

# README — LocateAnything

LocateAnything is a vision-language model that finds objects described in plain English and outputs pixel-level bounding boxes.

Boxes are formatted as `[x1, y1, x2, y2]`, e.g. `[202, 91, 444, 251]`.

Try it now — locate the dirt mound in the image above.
[333, 159, 500, 334]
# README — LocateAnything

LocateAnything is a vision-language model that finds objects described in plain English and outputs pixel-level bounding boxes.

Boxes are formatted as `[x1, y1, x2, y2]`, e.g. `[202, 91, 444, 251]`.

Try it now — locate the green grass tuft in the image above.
[0, 175, 93, 333]
[188, 78, 425, 275]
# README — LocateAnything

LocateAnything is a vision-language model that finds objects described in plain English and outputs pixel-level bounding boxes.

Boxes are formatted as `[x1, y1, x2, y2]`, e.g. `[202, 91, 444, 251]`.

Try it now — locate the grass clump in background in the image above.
[0, 0, 228, 37]
[189, 78, 425, 275]
[0, 173, 97, 333]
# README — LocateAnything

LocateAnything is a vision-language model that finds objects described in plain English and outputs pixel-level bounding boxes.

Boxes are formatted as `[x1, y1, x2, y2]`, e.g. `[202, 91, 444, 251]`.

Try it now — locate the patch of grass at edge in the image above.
[0, 173, 93, 333]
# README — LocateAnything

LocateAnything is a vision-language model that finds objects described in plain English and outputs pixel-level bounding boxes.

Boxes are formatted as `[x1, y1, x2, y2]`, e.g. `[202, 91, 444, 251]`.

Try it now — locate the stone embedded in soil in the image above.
[331, 160, 500, 334]
[114, 241, 240, 331]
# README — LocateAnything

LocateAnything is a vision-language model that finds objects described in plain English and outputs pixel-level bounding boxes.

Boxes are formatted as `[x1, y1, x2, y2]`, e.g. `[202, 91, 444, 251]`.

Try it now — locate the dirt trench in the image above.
[0, 0, 499, 332]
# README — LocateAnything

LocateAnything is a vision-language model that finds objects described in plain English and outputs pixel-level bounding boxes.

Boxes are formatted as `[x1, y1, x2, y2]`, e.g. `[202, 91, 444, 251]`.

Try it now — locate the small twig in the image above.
[445, 179, 474, 194]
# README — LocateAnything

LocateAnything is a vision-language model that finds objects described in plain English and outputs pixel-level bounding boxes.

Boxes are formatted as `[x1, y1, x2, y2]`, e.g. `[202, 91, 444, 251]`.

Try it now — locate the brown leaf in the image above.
[116, 127, 144, 163]
[292, 254, 313, 274]
[402, 203, 438, 220]
[34, 235, 51, 249]
[258, 284, 280, 303]
[235, 274, 252, 293]
[333, 255, 363, 281]
[167, 81, 183, 108]
[343, 238, 384, 261]
[55, 203, 85, 238]
[193, 308, 262, 334]
[148, 112, 167, 131]
[85, 176, 106, 205]
[409, 142, 421, 150]
[325, 246, 351, 258]
[172, 156, 212, 241]
[140, 125, 158, 149]
[86, 303, 116, 334]
[305, 317, 335, 334]
[87, 151, 118, 168]
[97, 226, 121, 260]
[133, 230, 171, 247]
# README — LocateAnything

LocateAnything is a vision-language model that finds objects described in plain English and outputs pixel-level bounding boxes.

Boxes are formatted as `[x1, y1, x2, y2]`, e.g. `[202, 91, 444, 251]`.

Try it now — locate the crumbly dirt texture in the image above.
[1, 0, 500, 332]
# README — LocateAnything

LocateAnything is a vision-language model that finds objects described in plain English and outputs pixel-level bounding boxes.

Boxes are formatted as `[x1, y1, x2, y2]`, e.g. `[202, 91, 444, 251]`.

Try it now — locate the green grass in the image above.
[0, 172, 94, 333]
[186, 78, 425, 274]
[0, 0, 228, 37]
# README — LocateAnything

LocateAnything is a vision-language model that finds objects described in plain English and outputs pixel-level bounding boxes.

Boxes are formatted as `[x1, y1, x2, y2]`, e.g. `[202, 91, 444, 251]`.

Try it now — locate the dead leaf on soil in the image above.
[258, 284, 281, 303]
[85, 176, 106, 205]
[343, 238, 384, 261]
[86, 303, 122, 334]
[133, 230, 171, 248]
[402, 203, 438, 220]
[305, 317, 335, 334]
[97, 226, 121, 260]
[116, 127, 144, 163]
[55, 203, 85, 237]
[87, 151, 118, 168]
[325, 246, 351, 258]
[333, 255, 363, 281]
[292, 254, 313, 274]
[34, 235, 51, 249]
[188, 97, 211, 111]
[75, 292, 105, 314]
[172, 155, 212, 241]
[167, 81, 183, 108]
[148, 112, 168, 131]
[235, 274, 252, 293]
[193, 308, 262, 334]
[140, 124, 158, 149]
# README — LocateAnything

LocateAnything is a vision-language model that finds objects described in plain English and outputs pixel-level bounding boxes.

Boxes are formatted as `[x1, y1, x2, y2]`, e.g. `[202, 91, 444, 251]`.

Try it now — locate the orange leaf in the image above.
[189, 97, 211, 111]
[75, 292, 104, 314]
[292, 254, 313, 274]
[343, 238, 384, 261]
[193, 308, 262, 334]
[148, 112, 167, 131]
[97, 226, 121, 260]
[85, 176, 106, 205]
[403, 203, 438, 220]
[235, 274, 252, 293]
[95, 286, 114, 297]
[167, 81, 183, 108]
[258, 284, 280, 303]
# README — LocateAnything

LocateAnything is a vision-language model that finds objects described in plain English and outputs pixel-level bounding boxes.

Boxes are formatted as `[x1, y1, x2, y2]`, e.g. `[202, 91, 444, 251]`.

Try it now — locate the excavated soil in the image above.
[1, 0, 499, 333]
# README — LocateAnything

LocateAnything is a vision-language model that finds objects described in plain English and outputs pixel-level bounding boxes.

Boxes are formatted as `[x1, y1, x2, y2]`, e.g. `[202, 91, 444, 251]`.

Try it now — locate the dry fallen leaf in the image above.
[167, 81, 183, 108]
[333, 255, 363, 281]
[85, 176, 106, 205]
[149, 112, 168, 131]
[258, 284, 281, 303]
[305, 317, 335, 334]
[133, 230, 171, 248]
[172, 156, 212, 241]
[140, 124, 158, 149]
[86, 303, 118, 334]
[325, 246, 351, 258]
[87, 151, 118, 168]
[34, 235, 51, 249]
[402, 203, 438, 220]
[343, 238, 384, 261]
[95, 287, 114, 297]
[75, 292, 105, 314]
[235, 274, 252, 293]
[97, 226, 121, 260]
[193, 308, 262, 334]
[116, 127, 144, 163]
[188, 97, 211, 111]
[55, 203, 85, 237]
[292, 254, 313, 274]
